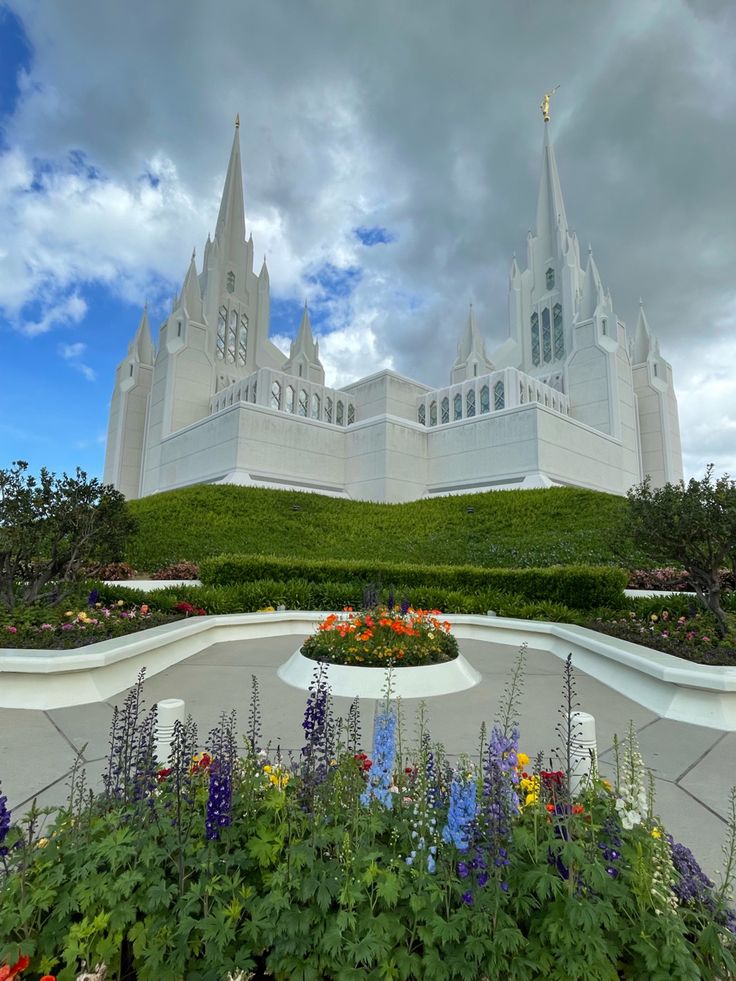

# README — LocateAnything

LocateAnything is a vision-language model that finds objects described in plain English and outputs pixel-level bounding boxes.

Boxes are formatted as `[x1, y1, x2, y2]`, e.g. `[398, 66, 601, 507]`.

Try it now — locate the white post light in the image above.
[155, 698, 186, 763]
[569, 711, 597, 797]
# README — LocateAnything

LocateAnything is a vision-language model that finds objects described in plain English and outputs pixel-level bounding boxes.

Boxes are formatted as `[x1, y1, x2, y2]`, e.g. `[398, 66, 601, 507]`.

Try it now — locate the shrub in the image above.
[150, 561, 200, 580]
[89, 561, 137, 581]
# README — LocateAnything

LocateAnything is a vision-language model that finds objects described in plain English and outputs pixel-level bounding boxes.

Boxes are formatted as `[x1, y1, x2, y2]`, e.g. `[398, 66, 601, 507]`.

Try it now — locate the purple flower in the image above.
[0, 788, 11, 857]
[462, 891, 474, 906]
[88, 588, 99, 606]
[457, 861, 469, 879]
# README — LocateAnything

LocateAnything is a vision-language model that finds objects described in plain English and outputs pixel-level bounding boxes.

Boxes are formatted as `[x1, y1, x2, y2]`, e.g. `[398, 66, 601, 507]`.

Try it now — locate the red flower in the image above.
[40, 976, 56, 981]
[0, 955, 30, 981]
[156, 767, 172, 783]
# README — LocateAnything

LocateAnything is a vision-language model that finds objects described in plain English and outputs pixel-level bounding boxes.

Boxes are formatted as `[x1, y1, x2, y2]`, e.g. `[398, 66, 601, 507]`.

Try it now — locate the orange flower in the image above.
[545, 803, 555, 813]
[40, 976, 56, 981]
[572, 805, 585, 815]
[0, 955, 30, 981]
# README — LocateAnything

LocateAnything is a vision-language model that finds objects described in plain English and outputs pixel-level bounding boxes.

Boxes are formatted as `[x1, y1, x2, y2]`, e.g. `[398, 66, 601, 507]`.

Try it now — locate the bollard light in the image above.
[155, 698, 186, 763]
[568, 711, 597, 797]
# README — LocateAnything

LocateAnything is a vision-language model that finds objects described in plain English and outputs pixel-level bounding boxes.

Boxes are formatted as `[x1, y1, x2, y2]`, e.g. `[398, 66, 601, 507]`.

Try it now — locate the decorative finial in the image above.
[540, 85, 560, 123]
[639, 296, 643, 306]
[191, 247, 196, 261]
[588, 242, 593, 255]
[235, 113, 240, 130]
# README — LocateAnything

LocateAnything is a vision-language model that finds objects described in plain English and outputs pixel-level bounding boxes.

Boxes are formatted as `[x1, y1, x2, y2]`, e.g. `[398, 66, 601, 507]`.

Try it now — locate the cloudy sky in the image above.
[0, 0, 734, 482]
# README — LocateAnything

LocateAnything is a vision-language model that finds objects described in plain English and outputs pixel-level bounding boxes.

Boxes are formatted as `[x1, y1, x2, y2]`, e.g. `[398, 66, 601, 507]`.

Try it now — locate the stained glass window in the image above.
[418, 404, 426, 425]
[546, 267, 555, 291]
[480, 385, 490, 413]
[226, 271, 235, 294]
[519, 382, 525, 403]
[553, 304, 564, 360]
[325, 396, 333, 423]
[311, 393, 320, 419]
[270, 381, 281, 410]
[347, 404, 355, 425]
[238, 315, 248, 366]
[298, 389, 308, 417]
[466, 389, 476, 417]
[336, 401, 345, 425]
[454, 394, 462, 420]
[217, 306, 226, 359]
[542, 307, 552, 363]
[494, 380, 505, 410]
[441, 397, 450, 424]
[285, 386, 295, 413]
[531, 313, 540, 366]
[227, 310, 237, 363]
[429, 401, 437, 426]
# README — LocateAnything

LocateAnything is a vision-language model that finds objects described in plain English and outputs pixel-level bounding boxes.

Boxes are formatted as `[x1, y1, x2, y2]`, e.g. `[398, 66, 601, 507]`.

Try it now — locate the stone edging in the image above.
[1, 611, 735, 729]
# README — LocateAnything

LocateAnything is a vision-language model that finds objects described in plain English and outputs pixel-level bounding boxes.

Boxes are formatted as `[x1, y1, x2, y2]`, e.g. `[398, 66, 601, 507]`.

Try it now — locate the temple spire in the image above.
[215, 119, 246, 262]
[632, 301, 653, 364]
[129, 305, 155, 364]
[535, 120, 569, 246]
[282, 302, 325, 384]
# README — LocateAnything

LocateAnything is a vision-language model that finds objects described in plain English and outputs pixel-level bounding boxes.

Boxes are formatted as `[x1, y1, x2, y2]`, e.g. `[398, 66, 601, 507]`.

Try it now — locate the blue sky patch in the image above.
[0, 7, 32, 146]
[354, 225, 395, 246]
[306, 261, 362, 298]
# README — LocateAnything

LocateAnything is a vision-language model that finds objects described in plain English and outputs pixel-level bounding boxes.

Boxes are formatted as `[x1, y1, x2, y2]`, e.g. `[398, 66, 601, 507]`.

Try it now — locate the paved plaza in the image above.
[1, 635, 733, 881]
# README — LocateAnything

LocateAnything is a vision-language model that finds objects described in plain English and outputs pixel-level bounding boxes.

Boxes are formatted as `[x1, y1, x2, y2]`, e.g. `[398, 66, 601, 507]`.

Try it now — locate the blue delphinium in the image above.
[301, 661, 335, 788]
[361, 710, 397, 809]
[0, 786, 11, 858]
[669, 836, 736, 932]
[205, 713, 236, 841]
[442, 773, 477, 852]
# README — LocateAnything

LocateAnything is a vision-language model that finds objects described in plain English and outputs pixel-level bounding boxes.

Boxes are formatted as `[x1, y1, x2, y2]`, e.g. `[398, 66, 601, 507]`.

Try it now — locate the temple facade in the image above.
[104, 119, 683, 502]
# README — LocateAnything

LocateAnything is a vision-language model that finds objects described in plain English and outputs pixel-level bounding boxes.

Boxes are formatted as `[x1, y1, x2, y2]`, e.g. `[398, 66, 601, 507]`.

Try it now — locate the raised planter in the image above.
[277, 648, 481, 699]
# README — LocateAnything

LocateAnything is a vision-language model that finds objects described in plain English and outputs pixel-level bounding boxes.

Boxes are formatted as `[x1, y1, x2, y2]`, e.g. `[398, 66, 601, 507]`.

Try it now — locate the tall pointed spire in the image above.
[536, 122, 569, 245]
[578, 248, 603, 321]
[181, 249, 203, 321]
[215, 118, 246, 262]
[632, 300, 653, 364]
[282, 302, 325, 384]
[129, 305, 155, 364]
[451, 304, 495, 383]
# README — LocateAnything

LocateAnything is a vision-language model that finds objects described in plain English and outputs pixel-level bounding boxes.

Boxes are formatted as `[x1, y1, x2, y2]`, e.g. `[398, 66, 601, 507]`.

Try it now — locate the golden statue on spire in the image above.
[235, 112, 240, 129]
[540, 85, 559, 123]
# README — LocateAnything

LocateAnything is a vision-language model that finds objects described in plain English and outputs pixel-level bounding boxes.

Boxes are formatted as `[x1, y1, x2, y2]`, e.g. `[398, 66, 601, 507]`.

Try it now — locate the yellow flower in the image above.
[37, 837, 49, 848]
[517, 752, 530, 767]
[64, 611, 74, 617]
[651, 826, 662, 839]
[263, 764, 272, 774]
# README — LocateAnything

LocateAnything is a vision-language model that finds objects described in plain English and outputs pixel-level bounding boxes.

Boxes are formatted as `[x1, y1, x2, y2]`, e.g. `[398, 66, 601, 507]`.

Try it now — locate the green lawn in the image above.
[124, 483, 646, 571]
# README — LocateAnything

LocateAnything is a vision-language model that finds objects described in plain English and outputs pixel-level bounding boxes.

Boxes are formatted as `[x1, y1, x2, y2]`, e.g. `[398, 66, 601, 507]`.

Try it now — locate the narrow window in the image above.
[494, 380, 505, 410]
[129, 364, 134, 377]
[285, 386, 295, 413]
[441, 397, 450, 424]
[298, 364, 303, 377]
[336, 400, 345, 425]
[226, 271, 235, 294]
[601, 317, 607, 336]
[177, 320, 182, 337]
[418, 404, 426, 425]
[325, 396, 333, 423]
[545, 394, 549, 406]
[311, 393, 321, 419]
[217, 306, 227, 359]
[531, 312, 540, 366]
[653, 363, 658, 377]
[347, 404, 355, 425]
[429, 401, 437, 426]
[542, 307, 552, 363]
[227, 309, 237, 363]
[298, 389, 308, 417]
[466, 389, 476, 417]
[480, 384, 490, 413]
[553, 303, 564, 360]
[519, 382, 525, 403]
[251, 379, 257, 403]
[473, 363, 478, 377]
[546, 267, 555, 291]
[453, 393, 462, 420]
[270, 380, 281, 410]
[238, 315, 248, 366]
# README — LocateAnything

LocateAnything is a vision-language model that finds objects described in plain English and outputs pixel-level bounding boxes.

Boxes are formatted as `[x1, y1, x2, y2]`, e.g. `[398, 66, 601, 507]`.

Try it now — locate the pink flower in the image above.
[6, 625, 17, 634]
[61, 623, 74, 631]
[702, 636, 711, 643]
[40, 623, 55, 630]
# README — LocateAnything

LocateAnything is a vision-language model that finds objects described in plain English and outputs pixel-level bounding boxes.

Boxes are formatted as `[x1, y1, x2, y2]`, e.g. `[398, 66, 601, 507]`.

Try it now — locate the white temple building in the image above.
[104, 117, 683, 503]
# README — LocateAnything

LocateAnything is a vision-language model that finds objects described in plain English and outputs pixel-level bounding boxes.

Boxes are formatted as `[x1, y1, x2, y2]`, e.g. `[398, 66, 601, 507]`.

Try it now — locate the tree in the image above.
[0, 460, 136, 611]
[626, 466, 736, 638]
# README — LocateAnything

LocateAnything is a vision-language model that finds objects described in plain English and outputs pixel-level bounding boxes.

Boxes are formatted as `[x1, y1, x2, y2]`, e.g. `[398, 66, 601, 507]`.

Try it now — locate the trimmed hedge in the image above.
[199, 555, 627, 611]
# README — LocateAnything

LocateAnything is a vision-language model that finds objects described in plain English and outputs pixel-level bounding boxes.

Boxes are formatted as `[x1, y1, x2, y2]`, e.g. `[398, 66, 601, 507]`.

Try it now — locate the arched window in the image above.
[336, 400, 345, 425]
[466, 389, 476, 417]
[325, 396, 333, 423]
[298, 389, 308, 417]
[270, 380, 281, 410]
[494, 380, 505, 410]
[347, 404, 355, 425]
[429, 401, 437, 426]
[285, 385, 295, 413]
[480, 385, 490, 413]
[601, 317, 608, 335]
[238, 315, 248, 366]
[226, 309, 237, 363]
[217, 306, 227, 359]
[519, 382, 525, 404]
[531, 312, 540, 366]
[546, 267, 555, 291]
[453, 393, 462, 420]
[418, 404, 426, 425]
[441, 397, 450, 424]
[226, 271, 235, 294]
[311, 393, 321, 419]
[542, 307, 552, 363]
[553, 303, 564, 360]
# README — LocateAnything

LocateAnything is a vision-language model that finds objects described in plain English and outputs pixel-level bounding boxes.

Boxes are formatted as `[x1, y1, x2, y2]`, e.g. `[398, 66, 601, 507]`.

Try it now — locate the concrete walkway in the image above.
[1, 634, 733, 883]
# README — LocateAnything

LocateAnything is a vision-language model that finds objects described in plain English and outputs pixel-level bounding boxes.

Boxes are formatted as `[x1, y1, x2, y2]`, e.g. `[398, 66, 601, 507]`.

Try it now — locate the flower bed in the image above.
[300, 606, 459, 667]
[589, 606, 736, 666]
[1, 658, 735, 980]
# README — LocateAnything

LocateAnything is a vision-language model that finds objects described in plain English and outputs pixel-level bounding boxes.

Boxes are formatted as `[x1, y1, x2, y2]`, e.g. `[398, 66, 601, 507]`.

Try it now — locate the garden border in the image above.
[2, 611, 736, 729]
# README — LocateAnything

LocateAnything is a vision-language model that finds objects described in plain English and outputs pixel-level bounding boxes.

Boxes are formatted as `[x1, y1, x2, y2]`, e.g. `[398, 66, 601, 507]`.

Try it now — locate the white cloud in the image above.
[57, 336, 96, 381]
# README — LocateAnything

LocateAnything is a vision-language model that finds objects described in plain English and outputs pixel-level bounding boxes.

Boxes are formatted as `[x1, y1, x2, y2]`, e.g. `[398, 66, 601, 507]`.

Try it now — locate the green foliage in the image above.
[627, 466, 736, 637]
[0, 460, 135, 611]
[199, 554, 627, 611]
[123, 483, 645, 571]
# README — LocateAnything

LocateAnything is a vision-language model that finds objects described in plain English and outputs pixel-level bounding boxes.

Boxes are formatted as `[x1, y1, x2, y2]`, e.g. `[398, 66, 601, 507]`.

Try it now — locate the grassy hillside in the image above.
[124, 484, 646, 571]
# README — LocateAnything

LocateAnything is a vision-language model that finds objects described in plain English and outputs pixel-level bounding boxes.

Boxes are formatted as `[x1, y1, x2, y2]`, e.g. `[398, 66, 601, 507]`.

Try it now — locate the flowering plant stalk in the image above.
[301, 606, 458, 667]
